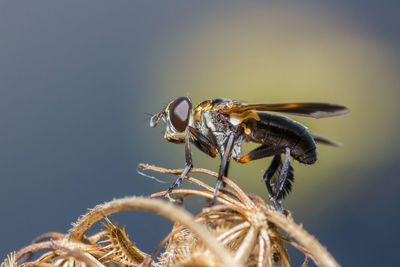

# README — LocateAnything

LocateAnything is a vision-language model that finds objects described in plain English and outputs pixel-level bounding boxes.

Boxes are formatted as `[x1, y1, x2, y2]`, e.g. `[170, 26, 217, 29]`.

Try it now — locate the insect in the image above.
[149, 97, 349, 212]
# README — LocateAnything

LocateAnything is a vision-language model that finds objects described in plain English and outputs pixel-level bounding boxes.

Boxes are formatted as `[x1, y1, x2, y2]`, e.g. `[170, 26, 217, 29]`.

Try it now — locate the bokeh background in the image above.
[1, 1, 399, 266]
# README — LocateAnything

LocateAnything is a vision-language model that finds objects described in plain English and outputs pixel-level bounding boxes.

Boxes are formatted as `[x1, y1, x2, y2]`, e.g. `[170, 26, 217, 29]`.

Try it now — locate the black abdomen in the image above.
[243, 113, 317, 164]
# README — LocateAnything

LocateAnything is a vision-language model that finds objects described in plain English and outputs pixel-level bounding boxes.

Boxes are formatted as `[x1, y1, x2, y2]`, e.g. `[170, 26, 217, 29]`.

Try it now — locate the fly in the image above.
[149, 97, 349, 212]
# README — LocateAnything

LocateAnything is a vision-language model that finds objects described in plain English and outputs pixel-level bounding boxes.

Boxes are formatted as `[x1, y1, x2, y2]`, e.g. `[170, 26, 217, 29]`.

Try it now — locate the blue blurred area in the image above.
[1, 1, 399, 266]
[293, 158, 400, 266]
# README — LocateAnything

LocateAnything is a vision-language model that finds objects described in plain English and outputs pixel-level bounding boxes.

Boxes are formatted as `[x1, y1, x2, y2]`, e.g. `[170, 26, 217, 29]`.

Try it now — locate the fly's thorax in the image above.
[211, 132, 243, 158]
[196, 110, 243, 157]
[229, 111, 260, 126]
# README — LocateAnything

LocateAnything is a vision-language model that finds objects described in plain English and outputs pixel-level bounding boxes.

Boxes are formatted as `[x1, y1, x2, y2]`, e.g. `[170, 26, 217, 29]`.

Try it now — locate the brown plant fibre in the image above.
[2, 164, 340, 267]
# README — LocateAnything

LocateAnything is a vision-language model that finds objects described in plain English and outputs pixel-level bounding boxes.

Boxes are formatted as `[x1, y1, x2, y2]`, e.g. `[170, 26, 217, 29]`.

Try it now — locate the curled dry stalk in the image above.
[142, 164, 340, 267]
[2, 164, 340, 267]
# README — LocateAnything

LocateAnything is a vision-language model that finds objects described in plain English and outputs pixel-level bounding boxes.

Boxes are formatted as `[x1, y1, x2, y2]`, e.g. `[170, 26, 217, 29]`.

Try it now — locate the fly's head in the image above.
[150, 97, 193, 143]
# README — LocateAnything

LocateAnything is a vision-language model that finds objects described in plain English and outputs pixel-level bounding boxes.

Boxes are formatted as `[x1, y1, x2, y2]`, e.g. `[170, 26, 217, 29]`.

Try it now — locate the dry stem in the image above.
[67, 196, 239, 267]
[4, 163, 341, 267]
[139, 163, 340, 267]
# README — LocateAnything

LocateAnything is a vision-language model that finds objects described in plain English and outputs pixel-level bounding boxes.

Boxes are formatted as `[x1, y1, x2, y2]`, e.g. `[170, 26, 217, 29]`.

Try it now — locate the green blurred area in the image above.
[144, 3, 400, 215]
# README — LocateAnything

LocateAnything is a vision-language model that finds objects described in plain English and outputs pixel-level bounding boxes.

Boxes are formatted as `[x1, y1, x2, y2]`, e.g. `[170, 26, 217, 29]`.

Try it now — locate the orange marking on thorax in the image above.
[237, 154, 251, 163]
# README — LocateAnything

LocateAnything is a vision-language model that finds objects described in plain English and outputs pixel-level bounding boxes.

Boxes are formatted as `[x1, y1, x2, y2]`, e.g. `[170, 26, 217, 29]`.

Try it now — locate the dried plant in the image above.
[2, 164, 340, 267]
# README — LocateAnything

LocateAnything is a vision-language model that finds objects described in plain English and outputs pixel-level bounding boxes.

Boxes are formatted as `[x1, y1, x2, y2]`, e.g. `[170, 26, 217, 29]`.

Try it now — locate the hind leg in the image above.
[263, 154, 281, 204]
[237, 145, 291, 212]
[271, 147, 291, 212]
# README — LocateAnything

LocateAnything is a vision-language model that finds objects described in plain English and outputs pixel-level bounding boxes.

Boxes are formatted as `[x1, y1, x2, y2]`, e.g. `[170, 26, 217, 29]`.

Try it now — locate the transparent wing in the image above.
[312, 133, 342, 147]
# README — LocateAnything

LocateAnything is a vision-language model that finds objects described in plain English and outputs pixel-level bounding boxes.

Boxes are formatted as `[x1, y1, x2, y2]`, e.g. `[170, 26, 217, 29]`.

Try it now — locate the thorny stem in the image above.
[260, 228, 272, 267]
[220, 226, 247, 247]
[234, 226, 258, 265]
[67, 196, 240, 267]
[196, 211, 245, 222]
[263, 208, 339, 267]
[273, 234, 291, 266]
[150, 189, 237, 207]
[257, 233, 267, 267]
[32, 233, 65, 243]
[217, 222, 250, 242]
[149, 225, 185, 264]
[15, 241, 55, 261]
[202, 204, 248, 217]
[15, 240, 92, 263]
[270, 228, 316, 262]
[51, 245, 101, 267]
[139, 163, 255, 209]
[149, 176, 245, 208]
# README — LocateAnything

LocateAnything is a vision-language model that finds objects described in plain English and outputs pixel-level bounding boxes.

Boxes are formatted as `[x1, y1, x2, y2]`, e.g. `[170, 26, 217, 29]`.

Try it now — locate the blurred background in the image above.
[1, 1, 399, 266]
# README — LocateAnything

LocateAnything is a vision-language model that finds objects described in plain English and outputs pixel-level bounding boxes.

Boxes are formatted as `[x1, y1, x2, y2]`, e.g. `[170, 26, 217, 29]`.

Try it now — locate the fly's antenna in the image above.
[143, 113, 154, 124]
[149, 113, 162, 128]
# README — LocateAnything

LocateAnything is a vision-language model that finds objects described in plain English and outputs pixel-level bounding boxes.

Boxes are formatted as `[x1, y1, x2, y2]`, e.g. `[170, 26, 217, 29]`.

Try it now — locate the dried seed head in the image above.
[100, 218, 148, 266]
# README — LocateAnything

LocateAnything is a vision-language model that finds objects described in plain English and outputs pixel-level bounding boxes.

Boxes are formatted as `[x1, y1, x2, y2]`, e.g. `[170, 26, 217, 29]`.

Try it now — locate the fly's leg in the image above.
[210, 133, 235, 206]
[188, 127, 217, 158]
[236, 145, 287, 163]
[221, 160, 230, 188]
[236, 145, 290, 212]
[263, 155, 282, 197]
[271, 147, 291, 213]
[164, 126, 217, 197]
[164, 127, 192, 196]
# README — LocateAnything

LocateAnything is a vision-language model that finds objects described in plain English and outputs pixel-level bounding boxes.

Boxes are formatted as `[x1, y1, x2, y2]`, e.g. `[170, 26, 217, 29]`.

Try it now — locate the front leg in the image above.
[188, 126, 217, 158]
[210, 133, 235, 206]
[164, 126, 217, 196]
[164, 126, 193, 196]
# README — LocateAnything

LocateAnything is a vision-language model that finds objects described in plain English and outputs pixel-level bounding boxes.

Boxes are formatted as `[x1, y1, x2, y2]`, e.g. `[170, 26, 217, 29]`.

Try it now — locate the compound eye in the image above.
[169, 97, 192, 132]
